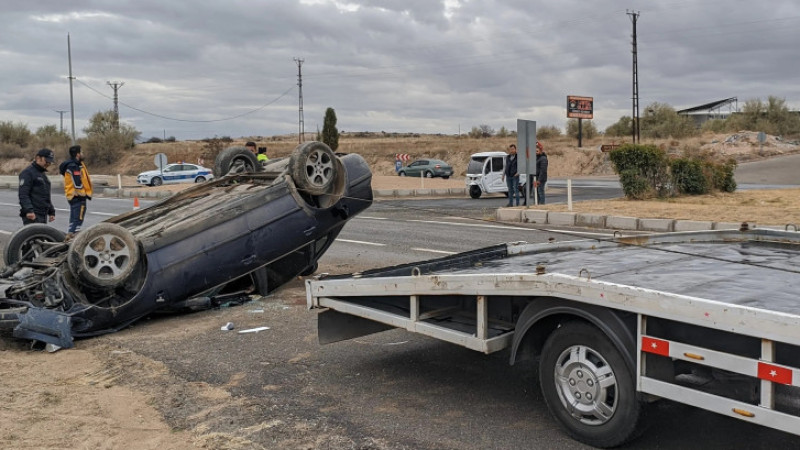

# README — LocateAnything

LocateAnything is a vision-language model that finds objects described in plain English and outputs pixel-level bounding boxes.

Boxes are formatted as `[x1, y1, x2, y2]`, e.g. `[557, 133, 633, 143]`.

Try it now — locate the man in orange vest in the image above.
[59, 145, 93, 240]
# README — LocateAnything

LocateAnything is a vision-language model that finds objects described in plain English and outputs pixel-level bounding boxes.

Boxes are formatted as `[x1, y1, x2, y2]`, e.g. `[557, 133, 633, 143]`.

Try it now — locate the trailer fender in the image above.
[509, 297, 637, 372]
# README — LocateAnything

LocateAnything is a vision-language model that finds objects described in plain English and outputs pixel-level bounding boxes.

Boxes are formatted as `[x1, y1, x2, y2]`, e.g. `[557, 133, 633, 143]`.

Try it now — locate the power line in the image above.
[75, 79, 295, 123]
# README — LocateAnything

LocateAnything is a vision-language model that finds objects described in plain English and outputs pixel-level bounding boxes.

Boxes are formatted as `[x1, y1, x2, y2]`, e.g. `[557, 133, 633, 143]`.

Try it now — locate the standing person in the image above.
[245, 141, 257, 155]
[59, 145, 93, 240]
[501, 144, 520, 207]
[18, 148, 56, 225]
[535, 141, 548, 205]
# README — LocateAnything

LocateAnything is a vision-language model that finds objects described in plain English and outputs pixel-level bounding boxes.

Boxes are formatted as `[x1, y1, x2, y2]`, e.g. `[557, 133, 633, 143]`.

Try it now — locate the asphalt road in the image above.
[1, 183, 799, 448]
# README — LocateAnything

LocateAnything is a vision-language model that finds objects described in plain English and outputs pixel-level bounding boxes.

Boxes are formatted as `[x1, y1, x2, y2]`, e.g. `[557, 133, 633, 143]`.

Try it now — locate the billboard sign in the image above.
[567, 96, 594, 119]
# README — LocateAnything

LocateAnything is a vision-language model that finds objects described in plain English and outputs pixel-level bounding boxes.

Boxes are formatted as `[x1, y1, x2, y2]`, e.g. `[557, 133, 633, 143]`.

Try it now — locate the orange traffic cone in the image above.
[133, 197, 140, 210]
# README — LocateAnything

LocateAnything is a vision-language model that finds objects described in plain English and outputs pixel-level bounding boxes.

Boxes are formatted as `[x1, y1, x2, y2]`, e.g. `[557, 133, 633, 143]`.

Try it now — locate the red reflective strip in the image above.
[758, 362, 793, 385]
[641, 336, 670, 356]
[73, 170, 81, 175]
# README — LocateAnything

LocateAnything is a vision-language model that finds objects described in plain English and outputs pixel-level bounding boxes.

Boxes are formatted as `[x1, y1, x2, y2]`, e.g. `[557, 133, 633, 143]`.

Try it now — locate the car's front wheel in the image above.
[289, 141, 338, 195]
[151, 176, 163, 187]
[3, 224, 66, 266]
[68, 223, 141, 289]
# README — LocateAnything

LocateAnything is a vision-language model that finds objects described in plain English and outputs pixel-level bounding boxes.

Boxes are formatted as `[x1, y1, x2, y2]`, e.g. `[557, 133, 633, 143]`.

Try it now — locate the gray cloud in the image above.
[1, 0, 798, 141]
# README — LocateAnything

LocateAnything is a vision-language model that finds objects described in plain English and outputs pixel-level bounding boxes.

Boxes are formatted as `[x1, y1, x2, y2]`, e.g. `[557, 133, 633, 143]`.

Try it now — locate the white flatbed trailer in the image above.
[306, 229, 800, 447]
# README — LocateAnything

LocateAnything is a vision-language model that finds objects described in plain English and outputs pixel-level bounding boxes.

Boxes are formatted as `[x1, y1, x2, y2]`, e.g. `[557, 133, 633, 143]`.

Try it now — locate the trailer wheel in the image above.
[3, 224, 66, 266]
[68, 223, 141, 289]
[539, 321, 642, 448]
[469, 185, 482, 199]
[289, 142, 339, 196]
[214, 146, 261, 178]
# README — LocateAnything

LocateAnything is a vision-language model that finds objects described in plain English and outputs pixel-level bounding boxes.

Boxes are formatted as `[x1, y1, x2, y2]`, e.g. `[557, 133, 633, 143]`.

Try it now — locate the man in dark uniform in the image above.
[18, 148, 56, 225]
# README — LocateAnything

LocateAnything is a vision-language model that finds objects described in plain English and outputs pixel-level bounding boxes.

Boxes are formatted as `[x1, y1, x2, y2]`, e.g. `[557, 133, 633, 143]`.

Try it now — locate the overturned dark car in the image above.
[0, 142, 372, 348]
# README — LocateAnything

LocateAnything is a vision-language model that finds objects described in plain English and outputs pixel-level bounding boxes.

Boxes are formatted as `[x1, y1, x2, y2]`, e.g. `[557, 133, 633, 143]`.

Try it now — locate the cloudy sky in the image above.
[1, 0, 798, 141]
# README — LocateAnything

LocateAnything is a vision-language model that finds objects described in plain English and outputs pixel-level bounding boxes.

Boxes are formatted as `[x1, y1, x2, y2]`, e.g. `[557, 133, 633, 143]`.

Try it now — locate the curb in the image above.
[500, 208, 767, 232]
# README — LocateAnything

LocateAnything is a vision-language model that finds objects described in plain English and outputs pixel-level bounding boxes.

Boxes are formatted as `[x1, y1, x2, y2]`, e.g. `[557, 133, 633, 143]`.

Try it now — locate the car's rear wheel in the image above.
[425, 171, 434, 178]
[469, 185, 482, 199]
[3, 224, 66, 266]
[151, 176, 163, 187]
[289, 141, 337, 195]
[68, 223, 141, 289]
[195, 176, 206, 183]
[214, 146, 261, 178]
[443, 176, 450, 180]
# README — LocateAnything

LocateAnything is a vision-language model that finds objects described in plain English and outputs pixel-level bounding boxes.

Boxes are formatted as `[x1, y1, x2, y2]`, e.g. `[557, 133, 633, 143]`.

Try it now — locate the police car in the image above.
[137, 163, 214, 186]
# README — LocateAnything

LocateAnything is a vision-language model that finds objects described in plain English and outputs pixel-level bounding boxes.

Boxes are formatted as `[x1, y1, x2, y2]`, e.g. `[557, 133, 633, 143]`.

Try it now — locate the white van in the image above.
[465, 151, 526, 199]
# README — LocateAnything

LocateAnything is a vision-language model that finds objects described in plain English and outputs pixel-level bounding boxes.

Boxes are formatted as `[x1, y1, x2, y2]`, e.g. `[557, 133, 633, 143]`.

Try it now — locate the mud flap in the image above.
[13, 308, 74, 349]
[318, 309, 393, 345]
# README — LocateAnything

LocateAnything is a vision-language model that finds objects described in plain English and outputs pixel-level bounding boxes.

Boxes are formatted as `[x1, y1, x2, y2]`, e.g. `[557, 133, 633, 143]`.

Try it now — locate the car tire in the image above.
[3, 224, 66, 266]
[443, 176, 450, 180]
[68, 223, 141, 289]
[398, 171, 406, 177]
[469, 185, 482, 199]
[151, 176, 163, 187]
[195, 176, 206, 183]
[288, 141, 338, 196]
[214, 146, 261, 178]
[425, 171, 434, 178]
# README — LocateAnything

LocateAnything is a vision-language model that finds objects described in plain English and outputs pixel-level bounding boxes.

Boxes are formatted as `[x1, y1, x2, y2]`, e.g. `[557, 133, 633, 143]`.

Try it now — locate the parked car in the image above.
[0, 142, 373, 348]
[465, 151, 526, 199]
[398, 159, 453, 179]
[137, 163, 213, 186]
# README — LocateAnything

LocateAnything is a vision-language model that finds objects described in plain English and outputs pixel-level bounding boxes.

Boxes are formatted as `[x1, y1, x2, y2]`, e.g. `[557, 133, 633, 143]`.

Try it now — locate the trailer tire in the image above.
[4, 224, 66, 266]
[469, 185, 482, 199]
[539, 321, 642, 448]
[214, 146, 261, 178]
[68, 223, 141, 289]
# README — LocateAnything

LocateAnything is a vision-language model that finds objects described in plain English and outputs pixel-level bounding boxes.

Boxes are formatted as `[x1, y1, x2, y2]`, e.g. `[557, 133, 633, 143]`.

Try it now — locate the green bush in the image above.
[618, 169, 650, 199]
[537, 125, 562, 139]
[0, 121, 33, 147]
[710, 158, 737, 192]
[609, 144, 671, 198]
[670, 158, 709, 195]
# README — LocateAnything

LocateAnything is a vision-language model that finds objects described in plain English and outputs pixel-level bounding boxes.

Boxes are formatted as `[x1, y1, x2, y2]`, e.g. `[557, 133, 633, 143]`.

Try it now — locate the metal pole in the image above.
[67, 34, 76, 144]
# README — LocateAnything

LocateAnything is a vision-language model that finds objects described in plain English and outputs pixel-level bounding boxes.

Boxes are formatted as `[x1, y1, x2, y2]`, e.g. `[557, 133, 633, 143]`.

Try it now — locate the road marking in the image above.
[0, 230, 10, 235]
[411, 248, 457, 255]
[357, 216, 387, 220]
[337, 239, 386, 246]
[3, 202, 126, 217]
[408, 219, 528, 230]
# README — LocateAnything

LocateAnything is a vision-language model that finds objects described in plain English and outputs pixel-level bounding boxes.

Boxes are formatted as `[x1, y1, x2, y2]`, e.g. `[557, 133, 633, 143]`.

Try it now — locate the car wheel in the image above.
[214, 146, 261, 178]
[3, 224, 66, 266]
[442, 176, 450, 180]
[469, 185, 482, 199]
[425, 171, 434, 178]
[68, 223, 141, 289]
[195, 176, 206, 183]
[151, 177, 163, 187]
[399, 171, 406, 177]
[288, 141, 338, 196]
[539, 321, 643, 448]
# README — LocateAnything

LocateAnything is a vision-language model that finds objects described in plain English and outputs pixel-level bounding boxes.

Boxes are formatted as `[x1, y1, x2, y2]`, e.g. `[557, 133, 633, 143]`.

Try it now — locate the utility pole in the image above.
[628, 10, 640, 144]
[107, 81, 124, 131]
[294, 58, 304, 143]
[54, 110, 67, 133]
[67, 34, 76, 144]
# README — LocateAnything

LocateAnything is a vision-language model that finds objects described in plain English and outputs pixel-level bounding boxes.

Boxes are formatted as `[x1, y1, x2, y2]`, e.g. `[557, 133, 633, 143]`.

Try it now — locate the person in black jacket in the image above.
[18, 148, 56, 225]
[501, 144, 520, 206]
[535, 141, 548, 204]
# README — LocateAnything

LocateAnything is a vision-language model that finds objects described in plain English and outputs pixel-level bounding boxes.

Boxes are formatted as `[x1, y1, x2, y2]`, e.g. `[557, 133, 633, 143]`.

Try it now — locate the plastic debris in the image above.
[238, 326, 270, 334]
[45, 343, 62, 353]
[220, 322, 234, 331]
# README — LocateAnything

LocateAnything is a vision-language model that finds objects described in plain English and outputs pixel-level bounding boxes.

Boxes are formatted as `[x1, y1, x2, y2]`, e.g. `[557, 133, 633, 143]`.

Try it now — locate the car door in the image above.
[485, 156, 506, 193]
[407, 160, 426, 177]
[161, 164, 183, 184]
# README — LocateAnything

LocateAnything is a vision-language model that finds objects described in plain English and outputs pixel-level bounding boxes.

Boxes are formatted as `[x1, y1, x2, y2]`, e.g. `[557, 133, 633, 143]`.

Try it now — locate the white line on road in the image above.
[337, 239, 386, 246]
[408, 219, 529, 230]
[0, 230, 10, 235]
[357, 216, 388, 220]
[411, 248, 457, 255]
[2, 202, 127, 217]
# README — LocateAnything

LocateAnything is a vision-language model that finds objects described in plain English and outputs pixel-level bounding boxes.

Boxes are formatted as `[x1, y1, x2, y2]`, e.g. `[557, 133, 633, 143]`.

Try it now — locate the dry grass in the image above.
[530, 187, 800, 226]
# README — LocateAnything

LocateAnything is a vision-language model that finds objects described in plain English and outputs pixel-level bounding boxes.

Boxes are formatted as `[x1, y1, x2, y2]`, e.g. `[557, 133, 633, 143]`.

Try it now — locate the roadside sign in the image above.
[154, 153, 168, 171]
[567, 96, 594, 119]
[395, 153, 410, 162]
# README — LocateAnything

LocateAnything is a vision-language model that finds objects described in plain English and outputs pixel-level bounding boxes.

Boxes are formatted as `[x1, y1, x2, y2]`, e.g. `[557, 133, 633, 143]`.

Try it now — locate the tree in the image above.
[605, 116, 633, 137]
[640, 102, 697, 139]
[35, 124, 70, 150]
[537, 125, 562, 139]
[322, 107, 339, 151]
[0, 121, 33, 147]
[726, 96, 800, 136]
[566, 119, 598, 139]
[82, 110, 140, 165]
